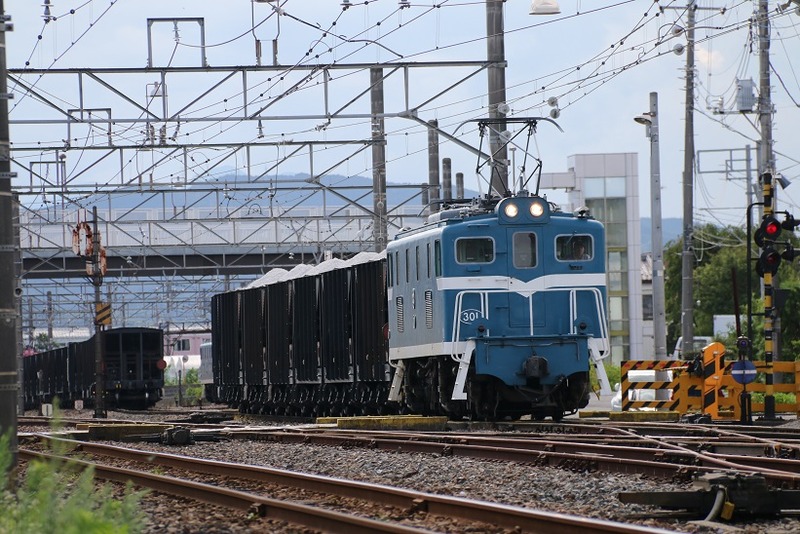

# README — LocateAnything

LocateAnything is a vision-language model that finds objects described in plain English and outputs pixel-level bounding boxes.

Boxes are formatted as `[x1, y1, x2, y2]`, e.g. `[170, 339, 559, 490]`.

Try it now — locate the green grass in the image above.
[0, 408, 147, 534]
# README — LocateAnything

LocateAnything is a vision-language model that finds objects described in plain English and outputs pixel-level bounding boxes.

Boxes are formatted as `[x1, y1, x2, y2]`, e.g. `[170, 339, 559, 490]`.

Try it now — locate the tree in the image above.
[33, 333, 61, 352]
[663, 222, 800, 361]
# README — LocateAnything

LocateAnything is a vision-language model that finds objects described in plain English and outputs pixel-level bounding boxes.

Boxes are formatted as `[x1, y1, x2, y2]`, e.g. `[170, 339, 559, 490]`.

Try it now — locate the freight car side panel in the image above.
[352, 261, 388, 382]
[266, 283, 291, 385]
[292, 276, 319, 383]
[216, 291, 242, 390]
[320, 268, 351, 383]
[241, 288, 265, 387]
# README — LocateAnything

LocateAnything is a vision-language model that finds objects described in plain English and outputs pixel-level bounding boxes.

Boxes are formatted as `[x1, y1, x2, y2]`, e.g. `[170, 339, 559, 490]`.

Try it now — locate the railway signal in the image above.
[757, 247, 781, 277]
[754, 212, 800, 278]
[754, 215, 781, 248]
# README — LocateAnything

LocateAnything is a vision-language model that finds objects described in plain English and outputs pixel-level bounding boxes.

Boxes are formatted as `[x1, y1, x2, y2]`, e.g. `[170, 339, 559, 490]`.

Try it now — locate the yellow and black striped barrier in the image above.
[620, 359, 687, 412]
[621, 343, 733, 419]
[623, 343, 800, 420]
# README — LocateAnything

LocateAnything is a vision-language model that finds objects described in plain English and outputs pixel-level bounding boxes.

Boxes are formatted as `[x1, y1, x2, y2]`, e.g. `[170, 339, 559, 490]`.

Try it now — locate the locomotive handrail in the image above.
[570, 288, 610, 355]
[450, 285, 610, 362]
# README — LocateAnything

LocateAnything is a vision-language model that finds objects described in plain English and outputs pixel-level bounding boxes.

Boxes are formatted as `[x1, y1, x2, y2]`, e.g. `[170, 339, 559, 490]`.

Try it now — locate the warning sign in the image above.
[95, 302, 112, 326]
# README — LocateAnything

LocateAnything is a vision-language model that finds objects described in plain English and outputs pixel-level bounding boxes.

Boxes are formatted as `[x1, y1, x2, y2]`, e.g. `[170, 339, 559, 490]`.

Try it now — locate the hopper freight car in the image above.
[22, 327, 166, 410]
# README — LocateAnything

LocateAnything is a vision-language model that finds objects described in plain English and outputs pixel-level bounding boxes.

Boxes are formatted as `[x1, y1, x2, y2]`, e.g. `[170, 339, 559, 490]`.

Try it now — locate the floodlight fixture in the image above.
[530, 0, 560, 15]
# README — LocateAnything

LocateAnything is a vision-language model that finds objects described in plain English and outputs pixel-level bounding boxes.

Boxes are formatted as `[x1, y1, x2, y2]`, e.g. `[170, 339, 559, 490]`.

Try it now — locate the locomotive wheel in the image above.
[469, 379, 499, 421]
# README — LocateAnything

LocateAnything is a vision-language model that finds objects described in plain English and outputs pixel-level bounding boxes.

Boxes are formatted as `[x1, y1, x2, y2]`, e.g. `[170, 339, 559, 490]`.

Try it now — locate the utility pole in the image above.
[680, 2, 696, 364]
[370, 68, 387, 252]
[635, 93, 667, 364]
[427, 120, 440, 213]
[486, 0, 508, 197]
[91, 206, 107, 418]
[0, 0, 17, 467]
[757, 0, 776, 419]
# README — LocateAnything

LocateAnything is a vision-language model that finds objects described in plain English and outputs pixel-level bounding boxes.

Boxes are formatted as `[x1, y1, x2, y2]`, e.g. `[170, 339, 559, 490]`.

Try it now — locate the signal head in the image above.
[757, 247, 782, 276]
[736, 336, 751, 353]
[755, 215, 782, 247]
[782, 244, 800, 262]
[782, 213, 800, 231]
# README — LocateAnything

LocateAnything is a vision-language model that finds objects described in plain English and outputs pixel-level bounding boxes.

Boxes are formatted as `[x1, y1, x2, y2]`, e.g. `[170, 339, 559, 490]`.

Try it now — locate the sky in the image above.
[6, 0, 800, 229]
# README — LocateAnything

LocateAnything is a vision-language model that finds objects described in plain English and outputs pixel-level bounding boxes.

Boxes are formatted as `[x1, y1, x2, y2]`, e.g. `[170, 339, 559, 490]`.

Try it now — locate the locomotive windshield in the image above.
[512, 232, 537, 268]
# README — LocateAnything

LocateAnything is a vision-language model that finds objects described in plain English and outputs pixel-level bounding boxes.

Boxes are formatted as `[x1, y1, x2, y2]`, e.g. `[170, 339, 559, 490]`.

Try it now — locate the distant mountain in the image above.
[641, 218, 683, 252]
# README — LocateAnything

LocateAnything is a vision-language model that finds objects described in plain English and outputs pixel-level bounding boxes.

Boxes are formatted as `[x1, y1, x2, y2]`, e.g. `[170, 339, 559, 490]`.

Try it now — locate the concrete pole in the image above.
[644, 93, 667, 362]
[680, 2, 696, 362]
[93, 206, 107, 418]
[13, 195, 23, 416]
[47, 291, 53, 339]
[456, 172, 464, 200]
[758, 0, 776, 419]
[0, 0, 18, 467]
[486, 0, 508, 197]
[427, 120, 440, 212]
[370, 68, 387, 252]
[442, 158, 452, 202]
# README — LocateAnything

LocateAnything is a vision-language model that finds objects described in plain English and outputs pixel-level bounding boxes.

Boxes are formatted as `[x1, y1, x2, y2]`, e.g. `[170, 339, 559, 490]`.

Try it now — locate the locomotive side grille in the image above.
[396, 296, 405, 332]
[425, 290, 433, 328]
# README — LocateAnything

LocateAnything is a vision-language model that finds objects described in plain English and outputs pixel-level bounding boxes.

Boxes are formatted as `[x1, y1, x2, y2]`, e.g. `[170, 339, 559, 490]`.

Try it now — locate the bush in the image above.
[591, 362, 620, 392]
[748, 392, 797, 404]
[0, 415, 147, 533]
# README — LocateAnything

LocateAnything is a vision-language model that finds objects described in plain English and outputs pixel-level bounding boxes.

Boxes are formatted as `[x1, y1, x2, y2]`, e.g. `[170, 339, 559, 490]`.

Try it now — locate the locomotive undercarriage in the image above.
[400, 356, 591, 421]
[234, 381, 395, 418]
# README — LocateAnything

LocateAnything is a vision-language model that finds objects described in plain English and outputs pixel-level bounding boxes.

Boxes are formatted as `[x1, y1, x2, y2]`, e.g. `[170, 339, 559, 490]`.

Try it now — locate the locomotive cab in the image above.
[387, 193, 610, 420]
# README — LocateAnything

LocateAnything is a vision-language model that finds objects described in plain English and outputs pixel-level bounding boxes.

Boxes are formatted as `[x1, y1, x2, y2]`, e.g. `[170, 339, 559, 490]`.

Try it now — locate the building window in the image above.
[609, 296, 628, 331]
[642, 294, 653, 321]
[173, 339, 190, 352]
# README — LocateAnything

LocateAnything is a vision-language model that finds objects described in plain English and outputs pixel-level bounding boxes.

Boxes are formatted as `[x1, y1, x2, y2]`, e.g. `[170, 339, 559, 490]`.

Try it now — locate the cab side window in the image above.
[456, 238, 494, 264]
[513, 232, 536, 268]
[557, 235, 593, 261]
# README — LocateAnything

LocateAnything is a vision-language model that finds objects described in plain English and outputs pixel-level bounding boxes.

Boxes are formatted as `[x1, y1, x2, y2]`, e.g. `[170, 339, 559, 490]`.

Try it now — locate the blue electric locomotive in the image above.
[208, 193, 610, 420]
[386, 193, 609, 420]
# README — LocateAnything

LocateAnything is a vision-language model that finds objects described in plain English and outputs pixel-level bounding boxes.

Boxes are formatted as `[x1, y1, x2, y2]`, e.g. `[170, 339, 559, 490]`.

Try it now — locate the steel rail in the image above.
[18, 448, 429, 534]
[237, 429, 800, 486]
[31, 438, 673, 534]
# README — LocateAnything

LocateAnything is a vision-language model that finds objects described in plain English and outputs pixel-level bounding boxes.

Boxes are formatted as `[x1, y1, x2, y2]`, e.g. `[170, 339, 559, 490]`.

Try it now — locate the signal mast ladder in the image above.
[620, 342, 800, 420]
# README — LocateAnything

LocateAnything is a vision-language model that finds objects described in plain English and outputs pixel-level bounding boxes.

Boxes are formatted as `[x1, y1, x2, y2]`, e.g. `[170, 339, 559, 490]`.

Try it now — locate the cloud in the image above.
[694, 48, 727, 71]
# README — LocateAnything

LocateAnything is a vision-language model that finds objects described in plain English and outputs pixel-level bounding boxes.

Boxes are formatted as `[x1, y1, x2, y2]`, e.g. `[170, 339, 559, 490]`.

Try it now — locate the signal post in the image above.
[754, 173, 800, 419]
[74, 206, 108, 418]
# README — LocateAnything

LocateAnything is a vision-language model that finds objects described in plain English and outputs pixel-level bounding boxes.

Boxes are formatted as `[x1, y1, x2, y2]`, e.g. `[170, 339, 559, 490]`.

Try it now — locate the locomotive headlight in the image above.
[529, 201, 545, 218]
[503, 203, 519, 218]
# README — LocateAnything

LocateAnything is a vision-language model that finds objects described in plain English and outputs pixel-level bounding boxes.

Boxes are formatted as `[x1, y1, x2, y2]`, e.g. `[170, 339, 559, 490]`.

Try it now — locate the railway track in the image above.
[19, 438, 670, 534]
[225, 423, 800, 487]
[20, 412, 800, 531]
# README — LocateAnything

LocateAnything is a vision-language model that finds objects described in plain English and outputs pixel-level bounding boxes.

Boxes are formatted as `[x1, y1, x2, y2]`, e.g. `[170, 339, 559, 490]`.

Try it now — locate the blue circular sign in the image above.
[731, 360, 757, 385]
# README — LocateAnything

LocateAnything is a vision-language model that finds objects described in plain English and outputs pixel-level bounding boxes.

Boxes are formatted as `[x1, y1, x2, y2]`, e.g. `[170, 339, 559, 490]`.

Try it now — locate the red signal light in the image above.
[755, 215, 782, 247]
[764, 219, 780, 237]
[757, 248, 781, 277]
